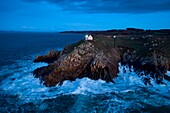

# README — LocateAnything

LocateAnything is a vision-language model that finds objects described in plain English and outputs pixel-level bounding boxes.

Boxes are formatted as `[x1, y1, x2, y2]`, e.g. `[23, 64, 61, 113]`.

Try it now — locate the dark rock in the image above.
[33, 41, 120, 87]
[33, 50, 60, 63]
[120, 48, 170, 85]
[164, 74, 170, 81]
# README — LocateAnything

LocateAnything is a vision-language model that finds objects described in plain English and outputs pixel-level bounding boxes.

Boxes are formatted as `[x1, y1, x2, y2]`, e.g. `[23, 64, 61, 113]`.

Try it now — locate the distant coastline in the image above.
[60, 28, 170, 35]
[1, 28, 170, 34]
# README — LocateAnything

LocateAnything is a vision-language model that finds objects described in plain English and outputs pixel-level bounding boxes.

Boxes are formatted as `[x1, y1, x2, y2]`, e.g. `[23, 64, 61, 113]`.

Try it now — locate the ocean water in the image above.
[0, 32, 170, 113]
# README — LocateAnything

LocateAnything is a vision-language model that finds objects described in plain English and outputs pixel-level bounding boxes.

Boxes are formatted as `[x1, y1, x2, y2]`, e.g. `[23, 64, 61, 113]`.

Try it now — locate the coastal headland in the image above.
[33, 28, 170, 86]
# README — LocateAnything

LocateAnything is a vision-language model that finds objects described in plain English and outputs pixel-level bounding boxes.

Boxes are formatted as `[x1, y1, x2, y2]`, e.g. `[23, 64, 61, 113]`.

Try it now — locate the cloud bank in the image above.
[23, 0, 170, 13]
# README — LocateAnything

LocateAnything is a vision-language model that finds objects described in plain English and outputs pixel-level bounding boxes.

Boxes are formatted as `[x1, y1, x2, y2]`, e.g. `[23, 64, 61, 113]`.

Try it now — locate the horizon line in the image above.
[1, 28, 170, 33]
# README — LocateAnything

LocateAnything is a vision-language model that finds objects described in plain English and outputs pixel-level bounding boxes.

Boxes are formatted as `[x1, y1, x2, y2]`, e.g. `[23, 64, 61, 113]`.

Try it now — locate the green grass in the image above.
[62, 34, 170, 59]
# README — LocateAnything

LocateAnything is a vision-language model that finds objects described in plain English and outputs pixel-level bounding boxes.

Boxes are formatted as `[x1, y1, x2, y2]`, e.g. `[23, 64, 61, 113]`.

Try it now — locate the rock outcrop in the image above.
[34, 50, 60, 63]
[34, 40, 121, 86]
[120, 49, 170, 85]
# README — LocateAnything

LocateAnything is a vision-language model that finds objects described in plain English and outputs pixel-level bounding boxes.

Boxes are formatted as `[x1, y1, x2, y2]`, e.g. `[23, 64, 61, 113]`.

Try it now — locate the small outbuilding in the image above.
[85, 35, 93, 41]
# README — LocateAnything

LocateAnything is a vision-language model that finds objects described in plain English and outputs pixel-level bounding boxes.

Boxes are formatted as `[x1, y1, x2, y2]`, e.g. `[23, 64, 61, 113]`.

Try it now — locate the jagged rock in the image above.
[33, 50, 60, 63]
[120, 49, 170, 84]
[87, 52, 120, 83]
[33, 40, 121, 87]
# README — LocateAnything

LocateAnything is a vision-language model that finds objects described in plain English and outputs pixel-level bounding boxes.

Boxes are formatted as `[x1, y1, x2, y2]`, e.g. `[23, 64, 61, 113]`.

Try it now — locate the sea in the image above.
[0, 32, 170, 113]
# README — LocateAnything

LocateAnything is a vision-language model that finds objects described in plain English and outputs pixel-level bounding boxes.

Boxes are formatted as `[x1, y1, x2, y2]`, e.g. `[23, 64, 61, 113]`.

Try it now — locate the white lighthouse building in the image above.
[85, 35, 93, 41]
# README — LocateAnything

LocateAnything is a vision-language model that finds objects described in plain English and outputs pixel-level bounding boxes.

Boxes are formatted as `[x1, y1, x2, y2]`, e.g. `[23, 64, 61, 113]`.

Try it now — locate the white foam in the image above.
[0, 59, 170, 109]
[166, 71, 170, 76]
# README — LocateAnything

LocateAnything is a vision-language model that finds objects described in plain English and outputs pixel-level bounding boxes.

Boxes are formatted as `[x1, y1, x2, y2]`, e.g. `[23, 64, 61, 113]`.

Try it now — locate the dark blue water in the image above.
[0, 32, 170, 113]
[0, 32, 84, 67]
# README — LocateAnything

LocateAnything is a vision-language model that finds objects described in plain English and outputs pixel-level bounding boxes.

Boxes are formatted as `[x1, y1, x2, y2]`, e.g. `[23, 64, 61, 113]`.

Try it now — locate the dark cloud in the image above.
[23, 0, 170, 13]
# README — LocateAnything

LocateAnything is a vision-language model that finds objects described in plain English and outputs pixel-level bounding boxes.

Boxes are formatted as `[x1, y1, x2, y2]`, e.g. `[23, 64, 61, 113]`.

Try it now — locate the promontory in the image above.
[33, 28, 170, 87]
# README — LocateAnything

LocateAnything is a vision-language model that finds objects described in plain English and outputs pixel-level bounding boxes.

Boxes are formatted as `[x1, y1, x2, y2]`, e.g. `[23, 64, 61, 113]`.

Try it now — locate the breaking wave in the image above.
[0, 55, 170, 112]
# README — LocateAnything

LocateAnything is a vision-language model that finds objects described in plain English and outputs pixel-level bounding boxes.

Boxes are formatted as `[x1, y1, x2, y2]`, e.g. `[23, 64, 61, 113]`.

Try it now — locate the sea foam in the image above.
[0, 57, 170, 112]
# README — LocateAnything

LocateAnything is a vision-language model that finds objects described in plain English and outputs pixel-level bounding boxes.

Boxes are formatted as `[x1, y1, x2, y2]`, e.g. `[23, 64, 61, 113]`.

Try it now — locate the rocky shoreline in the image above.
[33, 31, 170, 87]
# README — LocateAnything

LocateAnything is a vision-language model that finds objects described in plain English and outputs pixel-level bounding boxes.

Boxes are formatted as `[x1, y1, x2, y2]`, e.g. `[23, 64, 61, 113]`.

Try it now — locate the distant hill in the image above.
[60, 28, 170, 35]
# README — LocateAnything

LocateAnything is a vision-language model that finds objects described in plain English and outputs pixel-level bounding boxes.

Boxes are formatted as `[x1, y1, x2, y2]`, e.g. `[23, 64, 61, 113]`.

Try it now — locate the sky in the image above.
[0, 0, 170, 31]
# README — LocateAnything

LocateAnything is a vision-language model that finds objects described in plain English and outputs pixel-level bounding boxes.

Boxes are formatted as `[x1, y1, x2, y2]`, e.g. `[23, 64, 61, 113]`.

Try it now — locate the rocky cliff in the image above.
[33, 37, 121, 86]
[33, 35, 170, 87]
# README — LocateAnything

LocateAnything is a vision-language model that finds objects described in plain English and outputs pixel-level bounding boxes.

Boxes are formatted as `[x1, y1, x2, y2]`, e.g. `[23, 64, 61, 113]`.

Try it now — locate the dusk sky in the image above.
[1, 0, 170, 31]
